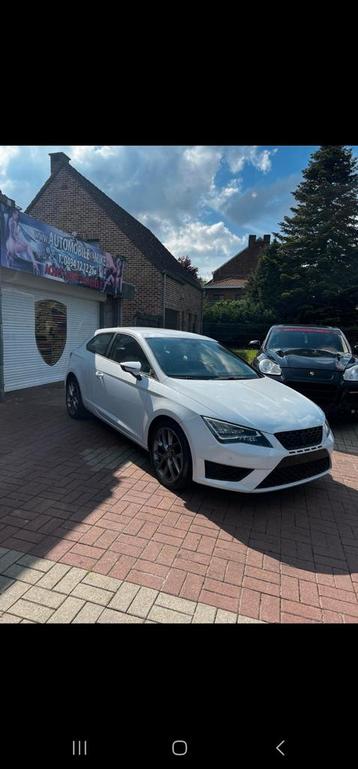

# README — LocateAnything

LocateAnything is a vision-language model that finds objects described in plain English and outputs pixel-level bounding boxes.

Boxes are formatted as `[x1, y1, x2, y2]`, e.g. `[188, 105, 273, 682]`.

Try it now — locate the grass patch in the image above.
[231, 348, 257, 364]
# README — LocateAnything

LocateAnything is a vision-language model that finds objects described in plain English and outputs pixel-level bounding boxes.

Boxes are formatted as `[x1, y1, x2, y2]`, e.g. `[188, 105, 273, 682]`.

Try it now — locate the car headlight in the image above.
[202, 417, 272, 447]
[258, 358, 282, 376]
[343, 365, 358, 381]
[322, 419, 331, 440]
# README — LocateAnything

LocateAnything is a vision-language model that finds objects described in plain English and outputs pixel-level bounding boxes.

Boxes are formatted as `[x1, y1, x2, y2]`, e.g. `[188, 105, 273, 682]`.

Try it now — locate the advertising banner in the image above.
[0, 203, 124, 296]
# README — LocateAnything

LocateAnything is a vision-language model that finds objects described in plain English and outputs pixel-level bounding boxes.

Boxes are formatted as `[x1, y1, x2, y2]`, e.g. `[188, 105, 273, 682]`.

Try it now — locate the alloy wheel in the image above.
[152, 426, 184, 483]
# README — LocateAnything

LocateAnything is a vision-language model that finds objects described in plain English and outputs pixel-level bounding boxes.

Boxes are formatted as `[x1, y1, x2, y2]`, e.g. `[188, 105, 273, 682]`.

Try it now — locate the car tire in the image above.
[149, 419, 192, 491]
[66, 375, 88, 419]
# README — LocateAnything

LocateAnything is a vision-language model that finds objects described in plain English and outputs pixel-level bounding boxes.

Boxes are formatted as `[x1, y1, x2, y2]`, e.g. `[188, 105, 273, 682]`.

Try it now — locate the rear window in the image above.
[86, 333, 113, 356]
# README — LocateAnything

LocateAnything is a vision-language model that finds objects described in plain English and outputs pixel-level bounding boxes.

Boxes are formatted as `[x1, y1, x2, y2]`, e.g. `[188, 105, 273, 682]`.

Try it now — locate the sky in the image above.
[1, 145, 357, 281]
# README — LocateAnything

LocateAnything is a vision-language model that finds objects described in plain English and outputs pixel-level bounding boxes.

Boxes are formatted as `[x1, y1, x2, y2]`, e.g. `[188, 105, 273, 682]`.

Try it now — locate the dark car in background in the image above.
[250, 325, 358, 417]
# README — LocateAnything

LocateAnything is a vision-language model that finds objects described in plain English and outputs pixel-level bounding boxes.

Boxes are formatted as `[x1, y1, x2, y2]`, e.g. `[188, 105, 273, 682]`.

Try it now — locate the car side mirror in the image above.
[121, 360, 142, 380]
[248, 340, 261, 349]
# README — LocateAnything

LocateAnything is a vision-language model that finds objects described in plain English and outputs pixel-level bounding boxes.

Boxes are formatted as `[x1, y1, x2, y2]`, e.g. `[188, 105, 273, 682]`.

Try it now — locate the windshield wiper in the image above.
[274, 348, 339, 357]
[170, 375, 249, 380]
[170, 375, 218, 379]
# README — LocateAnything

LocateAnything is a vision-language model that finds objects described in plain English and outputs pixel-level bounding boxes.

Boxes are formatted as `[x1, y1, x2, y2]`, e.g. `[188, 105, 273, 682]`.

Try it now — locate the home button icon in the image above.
[172, 740, 188, 756]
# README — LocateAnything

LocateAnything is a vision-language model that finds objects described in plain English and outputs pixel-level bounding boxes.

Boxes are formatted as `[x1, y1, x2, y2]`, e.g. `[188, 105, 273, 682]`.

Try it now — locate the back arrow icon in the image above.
[276, 740, 286, 756]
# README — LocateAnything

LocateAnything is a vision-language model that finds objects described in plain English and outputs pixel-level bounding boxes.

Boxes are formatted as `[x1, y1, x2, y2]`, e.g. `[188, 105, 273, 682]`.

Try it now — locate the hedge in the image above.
[203, 321, 358, 348]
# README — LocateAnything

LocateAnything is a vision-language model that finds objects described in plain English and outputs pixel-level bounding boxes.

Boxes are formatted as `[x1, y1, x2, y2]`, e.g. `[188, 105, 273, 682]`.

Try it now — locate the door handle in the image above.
[95, 371, 104, 380]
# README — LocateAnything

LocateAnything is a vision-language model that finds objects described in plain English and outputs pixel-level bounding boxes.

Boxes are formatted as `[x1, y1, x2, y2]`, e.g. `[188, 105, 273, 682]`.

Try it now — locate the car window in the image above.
[146, 337, 259, 379]
[267, 329, 346, 353]
[86, 333, 113, 356]
[108, 334, 152, 374]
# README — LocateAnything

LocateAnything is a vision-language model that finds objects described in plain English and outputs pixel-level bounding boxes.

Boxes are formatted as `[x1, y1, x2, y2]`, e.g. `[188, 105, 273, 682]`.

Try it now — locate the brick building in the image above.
[27, 152, 202, 331]
[203, 234, 271, 303]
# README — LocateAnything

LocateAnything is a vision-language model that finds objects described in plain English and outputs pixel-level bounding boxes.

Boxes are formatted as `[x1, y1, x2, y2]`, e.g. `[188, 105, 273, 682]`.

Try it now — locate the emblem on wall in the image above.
[35, 300, 67, 366]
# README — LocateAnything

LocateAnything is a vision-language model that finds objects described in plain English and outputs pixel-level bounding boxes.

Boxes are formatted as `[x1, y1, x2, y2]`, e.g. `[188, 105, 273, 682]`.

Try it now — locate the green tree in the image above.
[249, 146, 358, 322]
[177, 255, 200, 281]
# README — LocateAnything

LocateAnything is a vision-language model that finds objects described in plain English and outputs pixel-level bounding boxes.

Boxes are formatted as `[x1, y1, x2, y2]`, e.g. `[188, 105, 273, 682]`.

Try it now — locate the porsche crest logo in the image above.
[35, 300, 67, 366]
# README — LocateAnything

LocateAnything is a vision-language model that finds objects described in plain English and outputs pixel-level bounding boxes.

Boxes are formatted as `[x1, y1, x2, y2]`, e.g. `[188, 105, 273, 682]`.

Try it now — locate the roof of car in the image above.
[94, 327, 212, 340]
[269, 324, 341, 332]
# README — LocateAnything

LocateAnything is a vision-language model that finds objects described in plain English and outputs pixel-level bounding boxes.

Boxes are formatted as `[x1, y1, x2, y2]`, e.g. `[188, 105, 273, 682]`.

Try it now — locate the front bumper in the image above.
[189, 418, 334, 493]
[268, 374, 358, 415]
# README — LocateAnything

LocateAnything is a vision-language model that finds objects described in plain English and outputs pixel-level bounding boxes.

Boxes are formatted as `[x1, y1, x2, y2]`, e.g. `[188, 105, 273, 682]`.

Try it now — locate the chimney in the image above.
[248, 235, 256, 248]
[263, 234, 271, 245]
[49, 152, 71, 175]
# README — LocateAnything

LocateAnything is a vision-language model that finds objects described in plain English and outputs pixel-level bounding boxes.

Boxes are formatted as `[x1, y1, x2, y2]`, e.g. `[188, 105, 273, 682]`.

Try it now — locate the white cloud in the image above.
[0, 145, 282, 276]
[70, 145, 120, 163]
[140, 214, 246, 281]
[0, 146, 19, 170]
[208, 179, 241, 210]
[225, 146, 276, 175]
[0, 147, 20, 192]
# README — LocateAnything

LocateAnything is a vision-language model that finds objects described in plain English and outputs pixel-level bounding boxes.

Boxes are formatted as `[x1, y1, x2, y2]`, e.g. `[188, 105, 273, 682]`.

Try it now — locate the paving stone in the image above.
[0, 612, 22, 623]
[82, 572, 121, 593]
[127, 588, 158, 618]
[17, 555, 56, 572]
[71, 584, 113, 606]
[47, 597, 85, 623]
[215, 609, 237, 623]
[237, 615, 266, 624]
[148, 606, 192, 624]
[155, 593, 196, 615]
[24, 586, 66, 609]
[72, 602, 105, 623]
[0, 547, 10, 557]
[55, 567, 87, 594]
[0, 550, 22, 574]
[108, 582, 141, 612]
[0, 581, 30, 612]
[97, 609, 143, 623]
[36, 563, 73, 590]
[8, 599, 54, 623]
[192, 603, 217, 623]
[0, 574, 15, 591]
[4, 564, 43, 585]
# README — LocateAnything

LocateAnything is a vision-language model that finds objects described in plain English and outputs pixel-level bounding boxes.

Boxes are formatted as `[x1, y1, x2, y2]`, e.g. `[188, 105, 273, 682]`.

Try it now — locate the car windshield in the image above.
[146, 337, 260, 380]
[267, 329, 347, 354]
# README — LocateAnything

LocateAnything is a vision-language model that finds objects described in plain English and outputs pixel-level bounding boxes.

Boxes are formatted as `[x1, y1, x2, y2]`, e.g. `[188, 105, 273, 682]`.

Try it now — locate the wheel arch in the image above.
[147, 413, 193, 459]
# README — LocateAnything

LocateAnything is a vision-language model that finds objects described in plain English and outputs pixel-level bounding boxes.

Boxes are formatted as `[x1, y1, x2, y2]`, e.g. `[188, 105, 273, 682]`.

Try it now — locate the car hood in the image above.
[168, 376, 324, 433]
[266, 350, 357, 371]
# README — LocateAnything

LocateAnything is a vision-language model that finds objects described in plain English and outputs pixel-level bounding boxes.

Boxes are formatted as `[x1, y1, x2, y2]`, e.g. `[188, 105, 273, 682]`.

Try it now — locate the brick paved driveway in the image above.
[1, 383, 357, 623]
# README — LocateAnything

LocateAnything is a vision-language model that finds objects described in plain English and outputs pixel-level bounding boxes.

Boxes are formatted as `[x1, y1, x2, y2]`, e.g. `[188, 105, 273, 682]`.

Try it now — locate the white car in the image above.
[65, 327, 334, 493]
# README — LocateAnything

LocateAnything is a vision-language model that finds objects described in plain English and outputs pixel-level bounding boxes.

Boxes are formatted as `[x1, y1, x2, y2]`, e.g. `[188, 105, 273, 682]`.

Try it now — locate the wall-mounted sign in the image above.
[0, 203, 124, 296]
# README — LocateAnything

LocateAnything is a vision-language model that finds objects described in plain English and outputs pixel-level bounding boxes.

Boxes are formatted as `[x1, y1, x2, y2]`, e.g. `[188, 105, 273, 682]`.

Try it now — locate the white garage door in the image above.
[2, 285, 99, 391]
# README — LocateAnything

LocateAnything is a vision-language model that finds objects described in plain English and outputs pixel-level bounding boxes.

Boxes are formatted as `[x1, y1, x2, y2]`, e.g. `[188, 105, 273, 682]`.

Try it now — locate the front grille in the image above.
[287, 382, 339, 407]
[286, 369, 334, 382]
[204, 461, 252, 482]
[275, 425, 323, 450]
[257, 449, 330, 489]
